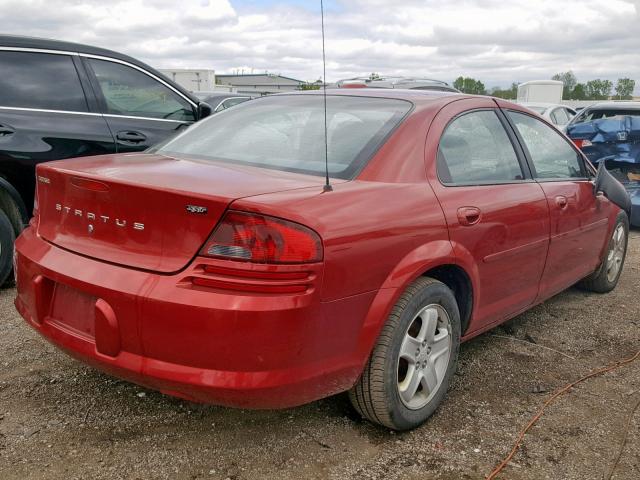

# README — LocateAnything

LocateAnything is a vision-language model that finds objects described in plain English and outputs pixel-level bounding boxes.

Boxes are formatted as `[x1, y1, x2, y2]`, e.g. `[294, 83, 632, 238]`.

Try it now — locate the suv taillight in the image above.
[199, 211, 322, 264]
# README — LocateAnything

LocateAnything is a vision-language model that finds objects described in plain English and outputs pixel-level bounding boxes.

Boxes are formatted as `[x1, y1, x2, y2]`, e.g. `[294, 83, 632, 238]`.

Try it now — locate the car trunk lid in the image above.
[35, 153, 326, 273]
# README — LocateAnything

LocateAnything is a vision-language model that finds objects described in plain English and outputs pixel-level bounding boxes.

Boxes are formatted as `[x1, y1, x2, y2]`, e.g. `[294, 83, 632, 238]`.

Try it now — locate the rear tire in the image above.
[0, 209, 16, 287]
[349, 277, 461, 430]
[579, 212, 629, 293]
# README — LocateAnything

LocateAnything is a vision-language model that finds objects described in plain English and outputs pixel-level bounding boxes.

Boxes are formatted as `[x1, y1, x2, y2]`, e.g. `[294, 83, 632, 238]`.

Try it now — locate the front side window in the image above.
[507, 111, 584, 179]
[88, 58, 194, 121]
[153, 95, 411, 179]
[0, 51, 87, 112]
[437, 110, 524, 184]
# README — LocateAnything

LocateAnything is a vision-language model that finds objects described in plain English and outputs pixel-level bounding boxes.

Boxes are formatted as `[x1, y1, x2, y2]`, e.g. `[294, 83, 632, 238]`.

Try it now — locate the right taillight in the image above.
[199, 211, 323, 264]
[572, 139, 592, 149]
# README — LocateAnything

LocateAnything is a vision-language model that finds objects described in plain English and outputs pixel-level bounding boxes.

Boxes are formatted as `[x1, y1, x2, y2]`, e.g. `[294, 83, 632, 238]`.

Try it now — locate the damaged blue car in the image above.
[566, 102, 640, 226]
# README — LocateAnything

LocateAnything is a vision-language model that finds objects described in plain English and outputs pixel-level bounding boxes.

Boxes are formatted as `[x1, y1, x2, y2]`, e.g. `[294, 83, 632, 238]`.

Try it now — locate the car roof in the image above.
[287, 88, 462, 104]
[585, 101, 640, 110]
[0, 34, 200, 105]
[521, 102, 569, 108]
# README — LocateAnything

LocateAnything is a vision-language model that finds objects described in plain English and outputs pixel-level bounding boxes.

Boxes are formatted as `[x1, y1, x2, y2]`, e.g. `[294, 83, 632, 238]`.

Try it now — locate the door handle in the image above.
[555, 195, 568, 209]
[0, 123, 15, 136]
[116, 131, 147, 143]
[457, 206, 482, 226]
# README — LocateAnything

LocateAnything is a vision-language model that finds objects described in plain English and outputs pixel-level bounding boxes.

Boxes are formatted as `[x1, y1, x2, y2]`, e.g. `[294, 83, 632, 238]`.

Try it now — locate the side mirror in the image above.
[593, 161, 631, 215]
[197, 102, 213, 120]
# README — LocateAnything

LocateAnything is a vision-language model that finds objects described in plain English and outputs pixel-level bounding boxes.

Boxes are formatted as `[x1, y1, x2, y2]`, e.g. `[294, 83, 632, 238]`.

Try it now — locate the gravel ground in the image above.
[1, 234, 639, 480]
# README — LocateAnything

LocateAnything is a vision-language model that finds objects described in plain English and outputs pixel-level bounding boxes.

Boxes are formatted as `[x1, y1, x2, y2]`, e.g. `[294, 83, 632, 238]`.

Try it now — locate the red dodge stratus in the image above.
[14, 90, 629, 430]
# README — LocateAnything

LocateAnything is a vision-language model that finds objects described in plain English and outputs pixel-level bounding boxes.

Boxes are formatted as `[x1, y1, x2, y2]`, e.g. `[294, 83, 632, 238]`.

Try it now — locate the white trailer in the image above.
[517, 80, 564, 104]
[159, 69, 217, 93]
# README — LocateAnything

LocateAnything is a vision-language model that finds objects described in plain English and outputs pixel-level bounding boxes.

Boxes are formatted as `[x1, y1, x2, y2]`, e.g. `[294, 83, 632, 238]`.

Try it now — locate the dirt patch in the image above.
[1, 234, 639, 480]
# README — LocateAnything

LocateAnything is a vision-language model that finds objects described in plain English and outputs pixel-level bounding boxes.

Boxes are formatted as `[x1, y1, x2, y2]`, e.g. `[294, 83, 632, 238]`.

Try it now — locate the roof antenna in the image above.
[320, 0, 332, 192]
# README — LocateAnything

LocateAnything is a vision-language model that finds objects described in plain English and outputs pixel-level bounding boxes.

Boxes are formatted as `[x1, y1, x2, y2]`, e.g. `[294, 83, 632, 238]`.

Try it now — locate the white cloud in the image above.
[0, 0, 638, 89]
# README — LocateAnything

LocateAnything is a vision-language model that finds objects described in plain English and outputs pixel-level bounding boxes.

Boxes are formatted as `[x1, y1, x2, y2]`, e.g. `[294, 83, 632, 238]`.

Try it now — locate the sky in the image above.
[1, 0, 639, 90]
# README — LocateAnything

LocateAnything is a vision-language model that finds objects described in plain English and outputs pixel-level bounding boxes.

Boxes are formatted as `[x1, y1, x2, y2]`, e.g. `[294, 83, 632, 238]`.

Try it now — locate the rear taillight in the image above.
[199, 211, 322, 264]
[572, 139, 592, 149]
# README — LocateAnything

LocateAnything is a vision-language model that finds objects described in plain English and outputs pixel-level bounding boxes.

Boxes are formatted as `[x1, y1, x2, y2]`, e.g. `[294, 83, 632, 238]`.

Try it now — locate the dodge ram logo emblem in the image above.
[186, 205, 208, 214]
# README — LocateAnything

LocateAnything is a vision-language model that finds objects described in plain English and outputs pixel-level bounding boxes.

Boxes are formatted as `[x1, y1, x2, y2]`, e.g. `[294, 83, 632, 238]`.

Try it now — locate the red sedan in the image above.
[14, 90, 629, 430]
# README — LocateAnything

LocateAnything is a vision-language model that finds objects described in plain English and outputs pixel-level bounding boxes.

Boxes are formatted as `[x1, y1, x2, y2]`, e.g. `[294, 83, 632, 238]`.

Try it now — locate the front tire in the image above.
[349, 277, 461, 430]
[0, 209, 16, 287]
[580, 212, 629, 293]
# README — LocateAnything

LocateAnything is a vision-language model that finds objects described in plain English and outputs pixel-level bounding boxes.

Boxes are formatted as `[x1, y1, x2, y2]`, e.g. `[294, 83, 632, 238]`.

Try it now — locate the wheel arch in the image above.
[0, 177, 29, 235]
[350, 241, 477, 386]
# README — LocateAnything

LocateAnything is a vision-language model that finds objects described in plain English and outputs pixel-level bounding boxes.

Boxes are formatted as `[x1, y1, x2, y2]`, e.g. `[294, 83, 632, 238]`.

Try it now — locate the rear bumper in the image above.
[14, 227, 377, 408]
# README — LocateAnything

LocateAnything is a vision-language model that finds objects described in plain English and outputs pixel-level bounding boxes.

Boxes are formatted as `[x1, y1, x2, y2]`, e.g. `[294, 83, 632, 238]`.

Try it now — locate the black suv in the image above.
[0, 35, 212, 285]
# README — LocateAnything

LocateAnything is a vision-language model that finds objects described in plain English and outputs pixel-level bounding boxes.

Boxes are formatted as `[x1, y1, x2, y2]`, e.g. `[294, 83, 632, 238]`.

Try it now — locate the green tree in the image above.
[585, 79, 613, 100]
[615, 78, 635, 99]
[570, 83, 587, 100]
[491, 82, 518, 100]
[552, 71, 577, 99]
[369, 73, 382, 81]
[453, 76, 486, 95]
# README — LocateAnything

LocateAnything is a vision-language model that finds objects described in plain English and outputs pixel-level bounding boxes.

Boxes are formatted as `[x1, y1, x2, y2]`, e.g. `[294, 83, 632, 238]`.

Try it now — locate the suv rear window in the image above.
[0, 51, 88, 112]
[153, 95, 411, 179]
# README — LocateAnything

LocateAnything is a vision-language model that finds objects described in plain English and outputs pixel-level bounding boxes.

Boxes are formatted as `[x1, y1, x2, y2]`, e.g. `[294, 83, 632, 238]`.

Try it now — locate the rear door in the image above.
[504, 109, 613, 299]
[82, 56, 196, 152]
[426, 98, 550, 332]
[0, 49, 115, 212]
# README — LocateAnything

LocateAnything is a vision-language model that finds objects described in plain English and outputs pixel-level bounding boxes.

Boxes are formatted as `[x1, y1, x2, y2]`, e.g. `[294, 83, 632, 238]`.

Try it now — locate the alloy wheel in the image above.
[397, 304, 452, 410]
[606, 223, 626, 283]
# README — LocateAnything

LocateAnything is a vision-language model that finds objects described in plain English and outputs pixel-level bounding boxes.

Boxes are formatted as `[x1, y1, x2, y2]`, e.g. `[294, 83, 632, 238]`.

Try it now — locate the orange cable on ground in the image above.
[486, 349, 640, 480]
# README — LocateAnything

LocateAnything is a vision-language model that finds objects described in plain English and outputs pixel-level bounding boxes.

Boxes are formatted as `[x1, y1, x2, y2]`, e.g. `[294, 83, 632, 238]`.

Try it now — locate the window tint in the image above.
[153, 95, 411, 179]
[88, 59, 194, 121]
[508, 111, 584, 179]
[0, 51, 87, 112]
[437, 110, 523, 184]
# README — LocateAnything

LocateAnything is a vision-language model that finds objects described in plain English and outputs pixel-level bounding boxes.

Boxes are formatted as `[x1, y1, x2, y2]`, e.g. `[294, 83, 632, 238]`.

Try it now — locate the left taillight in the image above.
[199, 211, 322, 264]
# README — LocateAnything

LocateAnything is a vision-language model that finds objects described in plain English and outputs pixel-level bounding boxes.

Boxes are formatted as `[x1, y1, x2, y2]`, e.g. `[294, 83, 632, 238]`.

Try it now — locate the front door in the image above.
[504, 110, 613, 299]
[82, 57, 196, 152]
[426, 99, 550, 332]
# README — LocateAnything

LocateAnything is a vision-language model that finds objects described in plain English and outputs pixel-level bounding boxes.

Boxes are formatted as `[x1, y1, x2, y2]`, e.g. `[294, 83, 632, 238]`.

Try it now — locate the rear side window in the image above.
[0, 51, 88, 112]
[551, 108, 570, 125]
[437, 110, 524, 185]
[88, 58, 195, 121]
[153, 95, 411, 179]
[507, 111, 584, 179]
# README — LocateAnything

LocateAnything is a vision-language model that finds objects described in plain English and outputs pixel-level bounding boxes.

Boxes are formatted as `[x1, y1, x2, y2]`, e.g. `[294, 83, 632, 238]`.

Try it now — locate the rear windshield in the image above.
[575, 108, 640, 123]
[152, 95, 412, 179]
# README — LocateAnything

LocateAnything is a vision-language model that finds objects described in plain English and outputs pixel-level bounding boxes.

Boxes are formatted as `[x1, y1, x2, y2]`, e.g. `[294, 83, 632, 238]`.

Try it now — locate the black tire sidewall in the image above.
[384, 281, 461, 431]
[0, 209, 16, 287]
